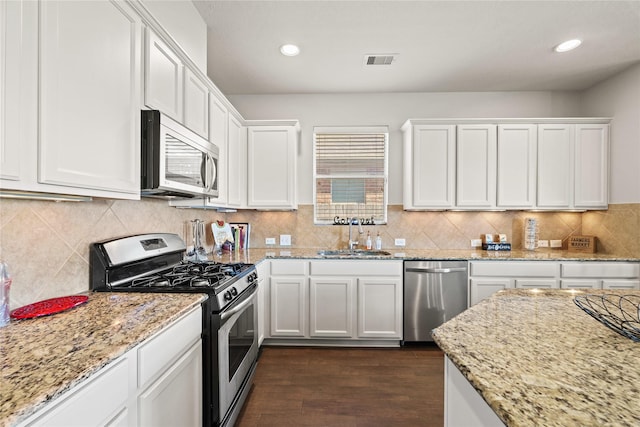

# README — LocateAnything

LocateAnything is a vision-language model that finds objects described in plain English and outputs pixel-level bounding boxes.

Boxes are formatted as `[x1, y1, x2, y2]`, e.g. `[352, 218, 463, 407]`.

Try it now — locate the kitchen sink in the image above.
[317, 249, 392, 257]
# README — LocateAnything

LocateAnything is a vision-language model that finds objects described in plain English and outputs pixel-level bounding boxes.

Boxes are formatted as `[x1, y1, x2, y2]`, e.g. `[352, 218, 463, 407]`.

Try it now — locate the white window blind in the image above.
[313, 127, 388, 224]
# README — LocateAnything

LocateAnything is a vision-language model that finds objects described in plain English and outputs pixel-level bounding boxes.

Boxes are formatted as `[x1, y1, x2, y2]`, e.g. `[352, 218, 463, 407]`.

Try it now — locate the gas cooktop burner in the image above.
[126, 260, 251, 290]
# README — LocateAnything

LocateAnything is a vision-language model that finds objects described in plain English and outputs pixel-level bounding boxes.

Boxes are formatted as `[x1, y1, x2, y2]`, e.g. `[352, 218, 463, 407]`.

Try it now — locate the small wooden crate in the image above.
[568, 236, 597, 253]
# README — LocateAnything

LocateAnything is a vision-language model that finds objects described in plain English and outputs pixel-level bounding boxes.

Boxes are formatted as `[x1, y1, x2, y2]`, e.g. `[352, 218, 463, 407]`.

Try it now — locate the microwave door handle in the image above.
[200, 153, 207, 189]
[206, 154, 215, 191]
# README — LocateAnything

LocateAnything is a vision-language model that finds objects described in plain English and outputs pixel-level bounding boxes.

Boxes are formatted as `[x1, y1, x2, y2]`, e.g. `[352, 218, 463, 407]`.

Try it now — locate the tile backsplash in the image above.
[0, 198, 638, 308]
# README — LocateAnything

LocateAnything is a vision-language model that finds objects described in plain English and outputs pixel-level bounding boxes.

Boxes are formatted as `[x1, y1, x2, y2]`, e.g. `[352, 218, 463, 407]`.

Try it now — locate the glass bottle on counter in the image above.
[366, 232, 372, 250]
[375, 232, 382, 250]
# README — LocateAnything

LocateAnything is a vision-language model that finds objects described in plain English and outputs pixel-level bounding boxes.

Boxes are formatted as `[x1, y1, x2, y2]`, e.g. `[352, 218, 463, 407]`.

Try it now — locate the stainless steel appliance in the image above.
[141, 110, 219, 199]
[90, 233, 258, 427]
[403, 260, 468, 343]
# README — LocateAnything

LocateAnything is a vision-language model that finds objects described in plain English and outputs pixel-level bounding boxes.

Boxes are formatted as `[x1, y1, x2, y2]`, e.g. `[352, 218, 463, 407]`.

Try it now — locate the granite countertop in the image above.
[432, 289, 640, 426]
[223, 248, 640, 263]
[0, 292, 206, 427]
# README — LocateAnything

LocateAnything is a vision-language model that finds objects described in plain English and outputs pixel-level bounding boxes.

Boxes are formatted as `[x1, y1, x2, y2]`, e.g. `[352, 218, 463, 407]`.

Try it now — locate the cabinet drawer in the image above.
[515, 279, 558, 289]
[309, 260, 402, 276]
[271, 260, 308, 276]
[470, 261, 558, 277]
[560, 279, 600, 289]
[602, 280, 640, 290]
[138, 306, 202, 388]
[561, 262, 640, 278]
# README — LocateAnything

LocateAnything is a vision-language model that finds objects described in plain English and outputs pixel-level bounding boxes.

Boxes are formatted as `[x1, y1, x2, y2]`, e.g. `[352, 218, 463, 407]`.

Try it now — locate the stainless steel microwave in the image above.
[141, 110, 219, 198]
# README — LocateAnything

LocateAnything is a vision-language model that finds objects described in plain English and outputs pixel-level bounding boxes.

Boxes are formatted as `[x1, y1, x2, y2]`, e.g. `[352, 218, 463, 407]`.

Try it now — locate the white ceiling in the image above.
[193, 0, 640, 95]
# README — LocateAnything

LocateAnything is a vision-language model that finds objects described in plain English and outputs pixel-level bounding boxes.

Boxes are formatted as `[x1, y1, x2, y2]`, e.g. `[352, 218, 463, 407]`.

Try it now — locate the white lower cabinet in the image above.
[470, 261, 640, 305]
[310, 277, 355, 338]
[138, 341, 202, 427]
[265, 259, 403, 344]
[17, 306, 203, 427]
[561, 262, 640, 290]
[468, 261, 559, 306]
[445, 356, 504, 427]
[357, 277, 403, 339]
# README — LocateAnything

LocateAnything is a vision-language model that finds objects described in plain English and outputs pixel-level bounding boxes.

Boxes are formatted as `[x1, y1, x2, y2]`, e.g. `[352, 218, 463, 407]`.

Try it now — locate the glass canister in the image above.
[523, 218, 539, 251]
[0, 261, 11, 327]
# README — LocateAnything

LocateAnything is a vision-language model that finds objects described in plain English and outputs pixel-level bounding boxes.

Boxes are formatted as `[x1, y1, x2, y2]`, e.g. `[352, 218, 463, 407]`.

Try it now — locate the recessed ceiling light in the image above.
[280, 44, 300, 57]
[554, 39, 582, 53]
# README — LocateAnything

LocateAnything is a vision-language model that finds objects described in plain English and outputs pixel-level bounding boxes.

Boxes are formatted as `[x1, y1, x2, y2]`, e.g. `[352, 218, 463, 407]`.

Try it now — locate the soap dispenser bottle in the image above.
[366, 231, 372, 250]
[375, 232, 382, 250]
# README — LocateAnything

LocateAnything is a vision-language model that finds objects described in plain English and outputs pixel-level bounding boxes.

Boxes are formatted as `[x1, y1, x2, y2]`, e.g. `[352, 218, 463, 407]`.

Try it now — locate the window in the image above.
[313, 126, 388, 224]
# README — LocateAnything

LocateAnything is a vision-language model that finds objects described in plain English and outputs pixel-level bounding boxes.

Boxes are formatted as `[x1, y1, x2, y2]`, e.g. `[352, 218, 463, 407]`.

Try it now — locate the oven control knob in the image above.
[231, 287, 238, 296]
[223, 290, 233, 301]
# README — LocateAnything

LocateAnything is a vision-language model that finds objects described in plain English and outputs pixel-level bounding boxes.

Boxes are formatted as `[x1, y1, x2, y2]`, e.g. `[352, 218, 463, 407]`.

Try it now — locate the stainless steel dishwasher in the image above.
[403, 260, 468, 343]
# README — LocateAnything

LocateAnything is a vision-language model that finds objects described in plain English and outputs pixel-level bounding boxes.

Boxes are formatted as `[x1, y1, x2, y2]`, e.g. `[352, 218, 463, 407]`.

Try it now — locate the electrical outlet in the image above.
[550, 239, 563, 248]
[265, 237, 276, 245]
[537, 240, 549, 248]
[280, 234, 292, 246]
[471, 239, 482, 248]
[394, 238, 406, 247]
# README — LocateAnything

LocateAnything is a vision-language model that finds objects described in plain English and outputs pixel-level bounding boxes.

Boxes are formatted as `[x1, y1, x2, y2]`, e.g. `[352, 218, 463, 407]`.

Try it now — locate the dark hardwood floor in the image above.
[236, 345, 444, 427]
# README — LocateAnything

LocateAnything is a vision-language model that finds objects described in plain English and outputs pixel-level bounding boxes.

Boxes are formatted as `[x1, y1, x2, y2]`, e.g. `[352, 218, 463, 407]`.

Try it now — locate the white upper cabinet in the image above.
[145, 28, 183, 122]
[497, 124, 537, 209]
[537, 124, 574, 208]
[38, 1, 141, 195]
[456, 125, 497, 208]
[209, 95, 228, 205]
[227, 114, 245, 207]
[574, 124, 609, 209]
[0, 0, 22, 182]
[183, 68, 209, 139]
[247, 123, 299, 209]
[1, 0, 141, 199]
[401, 119, 609, 212]
[402, 124, 455, 209]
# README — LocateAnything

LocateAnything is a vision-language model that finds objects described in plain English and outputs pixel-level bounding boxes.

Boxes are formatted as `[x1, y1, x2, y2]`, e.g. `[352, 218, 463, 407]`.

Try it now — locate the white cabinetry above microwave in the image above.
[401, 118, 610, 211]
[144, 29, 209, 140]
[1, 0, 141, 200]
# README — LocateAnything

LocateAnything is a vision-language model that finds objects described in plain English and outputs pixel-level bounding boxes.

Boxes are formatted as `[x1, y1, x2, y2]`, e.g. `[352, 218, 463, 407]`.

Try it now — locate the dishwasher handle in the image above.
[405, 267, 467, 274]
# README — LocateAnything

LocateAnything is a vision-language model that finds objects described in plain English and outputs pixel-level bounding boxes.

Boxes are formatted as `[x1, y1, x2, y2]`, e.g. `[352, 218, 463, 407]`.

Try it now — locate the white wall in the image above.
[142, 0, 207, 72]
[229, 91, 581, 204]
[581, 63, 640, 204]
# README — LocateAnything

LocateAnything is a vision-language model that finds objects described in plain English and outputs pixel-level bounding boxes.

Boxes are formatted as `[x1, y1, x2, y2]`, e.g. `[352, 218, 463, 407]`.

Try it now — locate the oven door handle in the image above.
[220, 290, 256, 322]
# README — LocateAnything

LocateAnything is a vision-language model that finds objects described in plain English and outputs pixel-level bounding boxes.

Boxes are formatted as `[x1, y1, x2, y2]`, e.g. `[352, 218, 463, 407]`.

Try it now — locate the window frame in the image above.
[312, 126, 389, 225]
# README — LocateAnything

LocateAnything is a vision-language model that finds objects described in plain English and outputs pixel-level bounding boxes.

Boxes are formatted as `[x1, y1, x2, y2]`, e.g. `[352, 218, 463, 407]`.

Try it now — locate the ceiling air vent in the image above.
[363, 54, 397, 66]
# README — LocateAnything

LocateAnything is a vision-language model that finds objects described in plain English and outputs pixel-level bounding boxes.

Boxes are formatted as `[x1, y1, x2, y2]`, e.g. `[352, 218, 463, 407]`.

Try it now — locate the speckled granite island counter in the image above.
[432, 289, 640, 427]
[0, 292, 206, 427]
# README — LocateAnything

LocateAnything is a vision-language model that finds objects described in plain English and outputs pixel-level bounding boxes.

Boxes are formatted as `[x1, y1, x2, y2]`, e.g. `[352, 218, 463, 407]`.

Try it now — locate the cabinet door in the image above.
[456, 125, 497, 208]
[247, 126, 297, 209]
[183, 68, 208, 138]
[469, 278, 512, 306]
[270, 276, 307, 337]
[405, 125, 455, 208]
[309, 278, 355, 338]
[226, 114, 244, 207]
[357, 277, 402, 339]
[145, 29, 183, 121]
[602, 280, 640, 290]
[209, 97, 228, 204]
[39, 0, 140, 194]
[537, 124, 574, 208]
[574, 124, 608, 208]
[0, 0, 23, 182]
[497, 124, 537, 208]
[138, 341, 203, 427]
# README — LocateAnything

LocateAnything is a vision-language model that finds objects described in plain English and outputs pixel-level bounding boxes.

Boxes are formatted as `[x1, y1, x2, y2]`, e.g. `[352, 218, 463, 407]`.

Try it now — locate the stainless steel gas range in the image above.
[90, 233, 258, 427]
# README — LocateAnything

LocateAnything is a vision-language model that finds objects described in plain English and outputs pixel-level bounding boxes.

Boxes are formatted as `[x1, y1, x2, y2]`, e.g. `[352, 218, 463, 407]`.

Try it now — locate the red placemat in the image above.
[10, 295, 89, 319]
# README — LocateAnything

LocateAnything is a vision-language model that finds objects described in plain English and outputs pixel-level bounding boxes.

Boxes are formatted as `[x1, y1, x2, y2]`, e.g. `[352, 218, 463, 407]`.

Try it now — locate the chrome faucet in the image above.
[348, 217, 364, 251]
